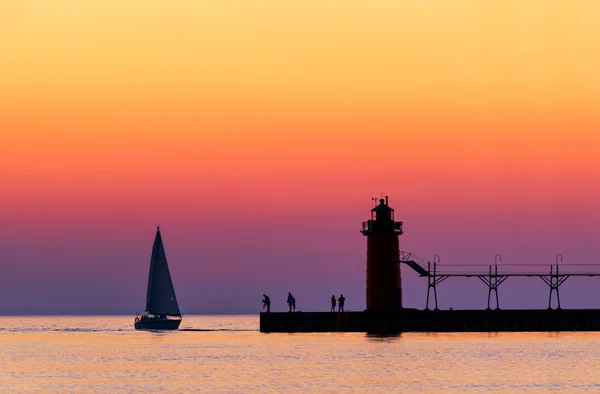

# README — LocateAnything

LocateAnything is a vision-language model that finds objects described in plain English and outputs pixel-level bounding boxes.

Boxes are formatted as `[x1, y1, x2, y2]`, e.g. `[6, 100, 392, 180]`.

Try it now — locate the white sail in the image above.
[145, 228, 181, 316]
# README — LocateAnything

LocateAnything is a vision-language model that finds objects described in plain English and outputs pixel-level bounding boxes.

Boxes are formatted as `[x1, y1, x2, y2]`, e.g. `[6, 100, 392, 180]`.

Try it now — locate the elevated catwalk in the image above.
[401, 252, 600, 310]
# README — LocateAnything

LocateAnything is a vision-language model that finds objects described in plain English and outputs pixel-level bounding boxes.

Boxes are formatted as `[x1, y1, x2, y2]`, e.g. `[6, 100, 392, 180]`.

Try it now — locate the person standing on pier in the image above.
[287, 292, 294, 312]
[262, 294, 271, 313]
[330, 295, 336, 312]
[292, 296, 296, 312]
[338, 294, 345, 312]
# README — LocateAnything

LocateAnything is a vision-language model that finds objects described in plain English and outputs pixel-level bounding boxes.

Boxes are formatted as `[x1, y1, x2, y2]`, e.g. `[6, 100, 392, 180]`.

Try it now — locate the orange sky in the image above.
[1, 1, 600, 313]
[3, 1, 600, 197]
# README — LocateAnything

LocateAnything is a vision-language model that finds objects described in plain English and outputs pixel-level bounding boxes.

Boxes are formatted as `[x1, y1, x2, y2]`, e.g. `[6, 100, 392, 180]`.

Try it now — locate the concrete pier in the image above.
[260, 309, 600, 333]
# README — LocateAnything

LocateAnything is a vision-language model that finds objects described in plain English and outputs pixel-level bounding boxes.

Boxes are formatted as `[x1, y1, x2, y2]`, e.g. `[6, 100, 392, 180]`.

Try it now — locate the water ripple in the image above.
[2, 316, 600, 392]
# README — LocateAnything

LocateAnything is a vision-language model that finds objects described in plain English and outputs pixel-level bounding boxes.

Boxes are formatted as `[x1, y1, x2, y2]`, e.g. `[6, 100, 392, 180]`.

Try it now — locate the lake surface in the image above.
[1, 315, 600, 392]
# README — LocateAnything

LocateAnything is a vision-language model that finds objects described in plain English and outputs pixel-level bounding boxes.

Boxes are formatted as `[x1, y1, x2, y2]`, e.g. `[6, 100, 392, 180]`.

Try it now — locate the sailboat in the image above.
[135, 227, 182, 330]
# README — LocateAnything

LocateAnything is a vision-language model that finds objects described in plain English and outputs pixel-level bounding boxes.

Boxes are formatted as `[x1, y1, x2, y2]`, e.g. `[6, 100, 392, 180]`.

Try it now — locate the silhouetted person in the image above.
[338, 294, 345, 312]
[330, 295, 336, 312]
[287, 292, 294, 312]
[262, 294, 271, 313]
[292, 296, 296, 312]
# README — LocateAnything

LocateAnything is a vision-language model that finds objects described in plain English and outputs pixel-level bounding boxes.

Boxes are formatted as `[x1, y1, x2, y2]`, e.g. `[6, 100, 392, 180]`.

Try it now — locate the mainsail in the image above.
[145, 228, 181, 316]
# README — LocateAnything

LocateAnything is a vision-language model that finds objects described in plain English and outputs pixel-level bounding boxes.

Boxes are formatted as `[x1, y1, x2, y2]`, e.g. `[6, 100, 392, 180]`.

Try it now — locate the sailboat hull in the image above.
[134, 316, 181, 330]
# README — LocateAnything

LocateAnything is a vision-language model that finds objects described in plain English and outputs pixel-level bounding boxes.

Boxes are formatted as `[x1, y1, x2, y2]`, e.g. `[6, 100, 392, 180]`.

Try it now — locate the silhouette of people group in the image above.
[261, 292, 346, 313]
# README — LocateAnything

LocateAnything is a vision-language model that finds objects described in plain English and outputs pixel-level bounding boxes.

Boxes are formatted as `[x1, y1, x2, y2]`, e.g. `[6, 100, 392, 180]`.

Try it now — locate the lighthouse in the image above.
[361, 196, 403, 311]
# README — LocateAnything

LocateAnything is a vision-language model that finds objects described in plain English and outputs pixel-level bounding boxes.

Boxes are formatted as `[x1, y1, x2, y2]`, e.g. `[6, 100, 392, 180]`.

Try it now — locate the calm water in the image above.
[1, 316, 600, 393]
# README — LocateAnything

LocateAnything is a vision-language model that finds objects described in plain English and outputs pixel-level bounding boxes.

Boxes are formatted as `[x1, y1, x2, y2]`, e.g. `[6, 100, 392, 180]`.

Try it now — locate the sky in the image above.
[1, 1, 600, 314]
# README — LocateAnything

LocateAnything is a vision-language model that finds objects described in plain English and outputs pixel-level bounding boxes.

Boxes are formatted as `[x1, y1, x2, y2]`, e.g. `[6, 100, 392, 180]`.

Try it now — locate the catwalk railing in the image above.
[400, 252, 600, 311]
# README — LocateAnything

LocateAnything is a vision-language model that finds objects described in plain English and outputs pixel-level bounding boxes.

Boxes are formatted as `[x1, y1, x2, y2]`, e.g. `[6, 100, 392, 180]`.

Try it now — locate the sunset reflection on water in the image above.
[1, 316, 600, 392]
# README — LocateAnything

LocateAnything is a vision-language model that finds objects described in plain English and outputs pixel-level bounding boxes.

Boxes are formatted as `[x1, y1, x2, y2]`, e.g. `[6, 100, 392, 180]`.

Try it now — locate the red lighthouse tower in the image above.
[361, 196, 403, 311]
